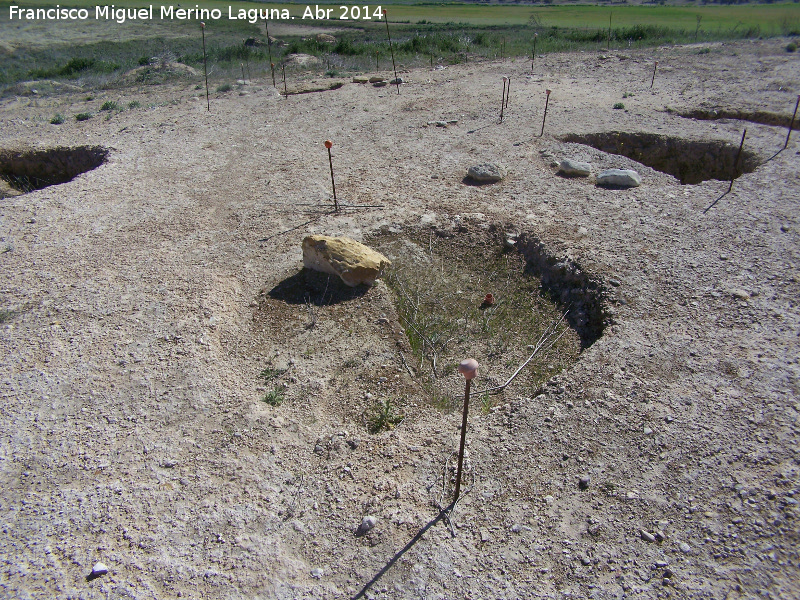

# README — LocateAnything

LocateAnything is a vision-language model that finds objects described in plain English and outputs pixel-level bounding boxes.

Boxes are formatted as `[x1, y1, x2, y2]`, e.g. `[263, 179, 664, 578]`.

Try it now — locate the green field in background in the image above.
[2, 2, 799, 31]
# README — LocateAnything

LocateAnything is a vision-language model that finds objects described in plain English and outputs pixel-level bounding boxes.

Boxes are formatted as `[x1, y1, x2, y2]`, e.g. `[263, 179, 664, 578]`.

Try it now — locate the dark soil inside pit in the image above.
[370, 226, 583, 410]
[561, 131, 759, 184]
[0, 146, 108, 193]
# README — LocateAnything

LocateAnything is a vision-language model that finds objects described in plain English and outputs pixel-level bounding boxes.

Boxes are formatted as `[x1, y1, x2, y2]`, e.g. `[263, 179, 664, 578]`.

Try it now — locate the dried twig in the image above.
[467, 309, 569, 398]
[398, 350, 415, 378]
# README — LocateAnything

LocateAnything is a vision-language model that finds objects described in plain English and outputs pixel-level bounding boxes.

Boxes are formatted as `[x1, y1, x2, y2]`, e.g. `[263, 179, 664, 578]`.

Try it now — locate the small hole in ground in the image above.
[0, 146, 109, 195]
[561, 131, 758, 185]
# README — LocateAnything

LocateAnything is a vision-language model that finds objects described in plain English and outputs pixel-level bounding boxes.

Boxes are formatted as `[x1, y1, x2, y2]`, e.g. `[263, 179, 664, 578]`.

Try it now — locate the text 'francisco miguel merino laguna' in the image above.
[8, 5, 386, 24]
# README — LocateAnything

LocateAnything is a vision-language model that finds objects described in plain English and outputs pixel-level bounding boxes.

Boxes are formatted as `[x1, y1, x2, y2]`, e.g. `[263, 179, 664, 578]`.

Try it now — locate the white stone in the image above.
[597, 169, 642, 188]
[559, 159, 592, 177]
[467, 163, 505, 183]
[359, 515, 378, 533]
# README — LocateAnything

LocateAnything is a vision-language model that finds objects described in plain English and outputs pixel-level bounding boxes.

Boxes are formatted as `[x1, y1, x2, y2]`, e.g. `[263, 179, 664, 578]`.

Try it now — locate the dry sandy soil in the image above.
[1, 38, 799, 600]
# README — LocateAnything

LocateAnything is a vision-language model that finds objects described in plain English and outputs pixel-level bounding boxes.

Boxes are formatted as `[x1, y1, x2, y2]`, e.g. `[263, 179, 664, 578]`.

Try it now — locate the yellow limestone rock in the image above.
[302, 235, 391, 287]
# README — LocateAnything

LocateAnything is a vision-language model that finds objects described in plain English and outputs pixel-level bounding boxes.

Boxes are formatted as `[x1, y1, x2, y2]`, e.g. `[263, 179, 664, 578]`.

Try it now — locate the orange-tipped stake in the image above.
[325, 140, 338, 211]
[270, 62, 276, 88]
[651, 60, 658, 89]
[282, 63, 287, 97]
[454, 358, 479, 501]
[383, 9, 400, 95]
[540, 89, 551, 137]
[505, 77, 511, 109]
[532, 33, 538, 71]
[201, 22, 209, 111]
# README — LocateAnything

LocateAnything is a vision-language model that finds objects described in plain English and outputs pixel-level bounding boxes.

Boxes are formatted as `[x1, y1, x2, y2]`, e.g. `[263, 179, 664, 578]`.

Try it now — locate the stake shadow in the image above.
[761, 147, 784, 164]
[702, 189, 730, 214]
[268, 268, 369, 306]
[467, 122, 496, 134]
[351, 503, 454, 600]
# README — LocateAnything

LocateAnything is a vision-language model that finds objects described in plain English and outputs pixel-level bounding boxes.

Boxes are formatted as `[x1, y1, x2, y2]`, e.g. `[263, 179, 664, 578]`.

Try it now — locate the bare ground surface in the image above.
[1, 38, 799, 599]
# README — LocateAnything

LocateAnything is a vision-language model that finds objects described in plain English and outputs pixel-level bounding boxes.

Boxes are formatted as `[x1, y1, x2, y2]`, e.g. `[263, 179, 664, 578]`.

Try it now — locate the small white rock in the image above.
[559, 159, 592, 177]
[311, 567, 324, 579]
[597, 168, 642, 188]
[91, 562, 108, 577]
[359, 515, 378, 533]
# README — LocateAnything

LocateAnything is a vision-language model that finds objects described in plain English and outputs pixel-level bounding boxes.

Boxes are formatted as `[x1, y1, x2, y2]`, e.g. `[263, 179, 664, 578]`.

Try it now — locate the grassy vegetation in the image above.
[262, 386, 285, 406]
[366, 398, 404, 433]
[1, 1, 798, 95]
[375, 231, 580, 410]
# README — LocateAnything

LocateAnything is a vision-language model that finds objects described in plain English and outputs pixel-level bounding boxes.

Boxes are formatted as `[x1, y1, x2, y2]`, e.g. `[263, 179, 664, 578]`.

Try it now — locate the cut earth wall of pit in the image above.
[0, 146, 108, 193]
[560, 131, 759, 185]
[516, 233, 613, 348]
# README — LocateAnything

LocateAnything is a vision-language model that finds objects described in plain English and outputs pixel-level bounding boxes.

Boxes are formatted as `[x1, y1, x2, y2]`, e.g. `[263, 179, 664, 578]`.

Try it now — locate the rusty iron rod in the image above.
[785, 95, 800, 149]
[540, 90, 551, 137]
[383, 10, 400, 95]
[728, 128, 747, 193]
[201, 23, 209, 111]
[453, 378, 472, 501]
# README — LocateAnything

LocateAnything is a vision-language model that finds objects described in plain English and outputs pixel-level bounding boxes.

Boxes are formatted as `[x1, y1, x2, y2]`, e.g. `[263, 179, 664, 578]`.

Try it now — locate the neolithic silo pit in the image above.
[560, 132, 758, 185]
[369, 224, 611, 409]
[0, 146, 109, 195]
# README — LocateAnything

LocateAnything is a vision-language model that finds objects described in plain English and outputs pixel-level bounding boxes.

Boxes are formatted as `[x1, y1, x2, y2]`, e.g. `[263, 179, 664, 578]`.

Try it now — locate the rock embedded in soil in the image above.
[368, 76, 386, 83]
[559, 159, 592, 177]
[358, 515, 377, 534]
[90, 562, 108, 577]
[467, 163, 505, 183]
[302, 235, 390, 287]
[597, 168, 642, 188]
[352, 76, 369, 84]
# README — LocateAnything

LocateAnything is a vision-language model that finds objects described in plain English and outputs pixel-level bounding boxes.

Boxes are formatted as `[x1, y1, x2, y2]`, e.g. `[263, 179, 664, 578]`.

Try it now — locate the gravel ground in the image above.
[1, 38, 799, 599]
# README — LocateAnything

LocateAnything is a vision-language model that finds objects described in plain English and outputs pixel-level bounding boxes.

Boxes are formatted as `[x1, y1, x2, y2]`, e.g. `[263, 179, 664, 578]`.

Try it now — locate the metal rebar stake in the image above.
[327, 145, 338, 211]
[453, 378, 471, 501]
[728, 128, 747, 193]
[785, 95, 800, 149]
[201, 24, 209, 111]
[500, 78, 507, 122]
[384, 10, 400, 95]
[540, 90, 551, 137]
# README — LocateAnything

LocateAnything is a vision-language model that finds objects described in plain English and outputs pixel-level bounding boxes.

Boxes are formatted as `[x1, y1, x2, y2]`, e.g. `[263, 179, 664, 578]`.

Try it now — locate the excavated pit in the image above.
[363, 225, 611, 407]
[0, 146, 108, 195]
[677, 108, 799, 130]
[560, 131, 759, 185]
